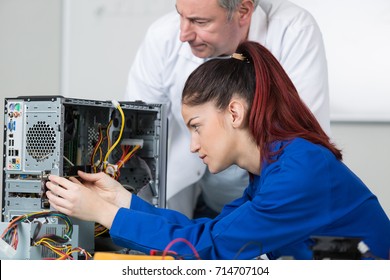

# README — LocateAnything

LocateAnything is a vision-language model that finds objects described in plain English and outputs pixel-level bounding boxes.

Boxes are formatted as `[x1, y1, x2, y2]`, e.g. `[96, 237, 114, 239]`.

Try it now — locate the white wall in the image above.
[0, 0, 62, 96]
[62, 0, 176, 100]
[292, 0, 390, 121]
[0, 0, 63, 206]
[331, 122, 390, 216]
[0, 0, 389, 217]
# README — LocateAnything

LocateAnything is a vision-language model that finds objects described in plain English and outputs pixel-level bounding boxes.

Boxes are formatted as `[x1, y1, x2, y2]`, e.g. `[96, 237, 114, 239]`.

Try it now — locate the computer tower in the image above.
[1, 96, 167, 259]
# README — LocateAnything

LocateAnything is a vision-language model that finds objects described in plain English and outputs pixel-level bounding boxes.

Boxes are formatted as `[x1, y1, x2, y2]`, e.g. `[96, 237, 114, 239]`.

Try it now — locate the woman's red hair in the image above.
[182, 41, 342, 163]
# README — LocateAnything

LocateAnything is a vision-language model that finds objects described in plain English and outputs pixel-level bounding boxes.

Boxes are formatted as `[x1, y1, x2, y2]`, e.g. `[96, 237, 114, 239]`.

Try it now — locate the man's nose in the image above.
[179, 19, 196, 42]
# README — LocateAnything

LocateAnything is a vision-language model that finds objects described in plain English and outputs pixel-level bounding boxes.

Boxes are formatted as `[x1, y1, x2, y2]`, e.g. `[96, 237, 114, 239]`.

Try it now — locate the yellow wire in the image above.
[34, 239, 71, 259]
[91, 126, 104, 170]
[95, 227, 109, 238]
[67, 248, 92, 259]
[103, 104, 125, 169]
[35, 238, 92, 260]
[117, 145, 141, 169]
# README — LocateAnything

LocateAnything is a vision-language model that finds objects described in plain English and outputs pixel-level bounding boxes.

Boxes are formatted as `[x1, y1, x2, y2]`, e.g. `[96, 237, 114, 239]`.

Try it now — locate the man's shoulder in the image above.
[142, 11, 199, 63]
[141, 10, 184, 55]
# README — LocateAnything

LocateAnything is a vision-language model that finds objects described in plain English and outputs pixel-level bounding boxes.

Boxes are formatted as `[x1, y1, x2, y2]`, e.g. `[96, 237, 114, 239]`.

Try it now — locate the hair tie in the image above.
[231, 53, 250, 63]
[231, 53, 245, 60]
[211, 53, 250, 63]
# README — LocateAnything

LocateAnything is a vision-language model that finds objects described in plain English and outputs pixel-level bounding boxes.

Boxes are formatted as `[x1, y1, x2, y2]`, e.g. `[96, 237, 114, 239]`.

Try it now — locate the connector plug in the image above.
[111, 100, 120, 108]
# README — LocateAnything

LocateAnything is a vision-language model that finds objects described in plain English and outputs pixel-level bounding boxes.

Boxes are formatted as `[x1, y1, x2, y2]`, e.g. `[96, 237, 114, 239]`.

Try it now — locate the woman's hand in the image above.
[69, 171, 132, 208]
[45, 172, 131, 228]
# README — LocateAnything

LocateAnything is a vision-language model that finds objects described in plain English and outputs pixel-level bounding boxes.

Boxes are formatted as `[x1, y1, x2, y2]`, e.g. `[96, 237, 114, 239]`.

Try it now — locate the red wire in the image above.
[162, 238, 201, 260]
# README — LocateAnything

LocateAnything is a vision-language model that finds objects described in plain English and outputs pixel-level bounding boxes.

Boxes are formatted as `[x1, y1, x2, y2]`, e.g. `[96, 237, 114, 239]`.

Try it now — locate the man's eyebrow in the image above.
[175, 5, 211, 21]
[186, 116, 199, 127]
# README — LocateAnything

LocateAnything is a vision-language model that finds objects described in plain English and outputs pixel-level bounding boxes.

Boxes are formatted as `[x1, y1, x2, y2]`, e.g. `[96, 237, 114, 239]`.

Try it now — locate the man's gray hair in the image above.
[219, 0, 260, 20]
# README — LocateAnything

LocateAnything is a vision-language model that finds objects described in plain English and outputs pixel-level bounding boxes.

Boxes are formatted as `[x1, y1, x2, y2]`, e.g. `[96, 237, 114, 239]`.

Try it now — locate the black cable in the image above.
[233, 241, 263, 260]
[31, 221, 43, 243]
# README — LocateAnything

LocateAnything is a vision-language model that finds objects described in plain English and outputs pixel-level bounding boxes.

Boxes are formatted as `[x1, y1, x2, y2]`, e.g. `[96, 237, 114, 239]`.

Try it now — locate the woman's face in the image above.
[181, 102, 238, 174]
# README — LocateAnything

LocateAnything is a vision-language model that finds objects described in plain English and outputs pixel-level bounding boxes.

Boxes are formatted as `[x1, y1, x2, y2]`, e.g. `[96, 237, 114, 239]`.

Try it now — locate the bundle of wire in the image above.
[102, 101, 125, 175]
[160, 238, 201, 260]
[89, 101, 141, 180]
[94, 223, 108, 238]
[90, 124, 108, 173]
[112, 144, 141, 180]
[0, 211, 92, 260]
[89, 101, 142, 236]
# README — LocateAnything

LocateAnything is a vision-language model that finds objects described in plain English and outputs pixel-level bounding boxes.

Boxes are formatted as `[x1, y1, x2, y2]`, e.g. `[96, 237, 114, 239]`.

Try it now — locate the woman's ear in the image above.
[228, 99, 247, 128]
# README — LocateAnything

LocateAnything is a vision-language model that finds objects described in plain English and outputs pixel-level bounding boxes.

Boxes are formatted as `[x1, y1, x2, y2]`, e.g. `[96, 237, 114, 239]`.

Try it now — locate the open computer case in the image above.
[1, 96, 167, 259]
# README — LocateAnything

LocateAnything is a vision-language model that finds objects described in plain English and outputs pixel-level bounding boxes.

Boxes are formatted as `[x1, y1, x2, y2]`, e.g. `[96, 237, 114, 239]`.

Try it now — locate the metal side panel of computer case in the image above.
[1, 96, 168, 259]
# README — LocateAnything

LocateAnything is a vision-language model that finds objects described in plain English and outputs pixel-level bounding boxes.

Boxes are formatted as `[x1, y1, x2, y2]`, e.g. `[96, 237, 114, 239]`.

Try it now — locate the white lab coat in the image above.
[125, 0, 330, 211]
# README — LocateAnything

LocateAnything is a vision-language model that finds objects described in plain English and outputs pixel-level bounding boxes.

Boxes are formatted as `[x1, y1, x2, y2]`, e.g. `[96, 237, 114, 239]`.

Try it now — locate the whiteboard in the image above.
[291, 0, 390, 121]
[62, 0, 176, 101]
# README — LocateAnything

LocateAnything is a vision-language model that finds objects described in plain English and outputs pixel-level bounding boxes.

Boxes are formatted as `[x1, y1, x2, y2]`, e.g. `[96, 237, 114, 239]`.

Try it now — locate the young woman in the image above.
[46, 41, 390, 260]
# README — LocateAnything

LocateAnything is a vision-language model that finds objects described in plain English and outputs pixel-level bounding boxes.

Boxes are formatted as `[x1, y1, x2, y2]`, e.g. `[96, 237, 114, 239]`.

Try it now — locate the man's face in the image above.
[176, 0, 244, 58]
